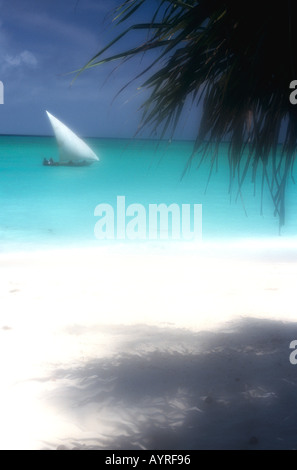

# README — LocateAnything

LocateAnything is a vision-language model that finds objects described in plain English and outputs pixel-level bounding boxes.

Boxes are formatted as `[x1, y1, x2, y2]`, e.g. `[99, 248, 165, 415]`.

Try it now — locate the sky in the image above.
[0, 0, 199, 139]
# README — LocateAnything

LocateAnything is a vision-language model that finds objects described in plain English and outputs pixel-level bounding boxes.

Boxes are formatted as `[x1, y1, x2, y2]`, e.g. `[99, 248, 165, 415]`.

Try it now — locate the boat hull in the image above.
[42, 159, 93, 167]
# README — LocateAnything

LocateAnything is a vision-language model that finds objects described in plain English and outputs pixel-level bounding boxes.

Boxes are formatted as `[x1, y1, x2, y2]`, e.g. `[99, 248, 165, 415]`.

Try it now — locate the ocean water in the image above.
[0, 135, 297, 254]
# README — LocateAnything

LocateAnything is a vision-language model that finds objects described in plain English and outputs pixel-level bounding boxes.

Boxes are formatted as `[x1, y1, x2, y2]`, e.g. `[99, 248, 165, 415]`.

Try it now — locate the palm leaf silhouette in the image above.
[78, 0, 297, 227]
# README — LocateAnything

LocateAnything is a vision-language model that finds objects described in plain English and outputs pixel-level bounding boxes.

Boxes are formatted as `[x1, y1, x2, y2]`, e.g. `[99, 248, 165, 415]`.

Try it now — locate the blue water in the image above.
[0, 135, 297, 253]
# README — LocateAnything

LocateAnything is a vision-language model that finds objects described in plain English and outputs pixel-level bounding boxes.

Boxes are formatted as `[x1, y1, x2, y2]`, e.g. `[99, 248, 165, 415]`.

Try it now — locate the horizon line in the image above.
[0, 134, 237, 144]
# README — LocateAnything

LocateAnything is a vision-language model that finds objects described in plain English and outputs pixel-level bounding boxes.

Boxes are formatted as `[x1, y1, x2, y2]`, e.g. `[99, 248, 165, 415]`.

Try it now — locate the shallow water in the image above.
[0, 136, 296, 253]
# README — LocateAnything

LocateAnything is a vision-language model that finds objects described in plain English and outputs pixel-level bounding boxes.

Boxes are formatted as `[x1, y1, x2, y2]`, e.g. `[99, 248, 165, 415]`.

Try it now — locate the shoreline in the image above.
[1, 240, 296, 328]
[1, 235, 297, 257]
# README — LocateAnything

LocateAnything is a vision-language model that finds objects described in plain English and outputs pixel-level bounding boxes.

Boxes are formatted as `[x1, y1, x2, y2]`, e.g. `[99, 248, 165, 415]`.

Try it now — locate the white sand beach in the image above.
[1, 242, 297, 450]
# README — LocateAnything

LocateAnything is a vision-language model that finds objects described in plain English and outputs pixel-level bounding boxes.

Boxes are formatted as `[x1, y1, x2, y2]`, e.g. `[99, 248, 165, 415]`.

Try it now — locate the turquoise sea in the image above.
[0, 135, 297, 253]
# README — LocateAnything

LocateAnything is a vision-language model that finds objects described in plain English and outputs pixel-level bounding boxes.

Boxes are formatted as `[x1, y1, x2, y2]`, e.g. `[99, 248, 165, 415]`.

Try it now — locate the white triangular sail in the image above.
[46, 111, 99, 164]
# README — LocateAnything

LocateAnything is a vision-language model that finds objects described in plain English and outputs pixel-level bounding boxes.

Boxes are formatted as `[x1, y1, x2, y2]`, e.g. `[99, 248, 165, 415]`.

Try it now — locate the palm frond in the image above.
[78, 0, 297, 228]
